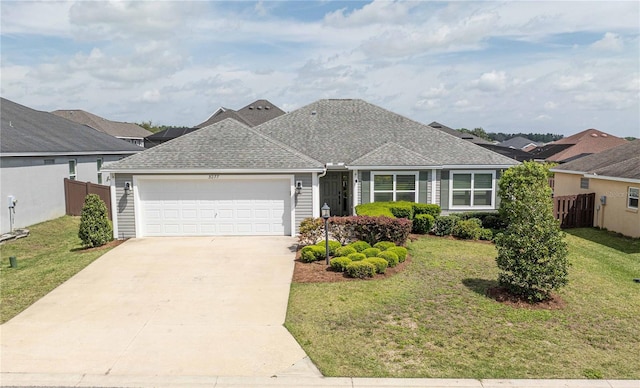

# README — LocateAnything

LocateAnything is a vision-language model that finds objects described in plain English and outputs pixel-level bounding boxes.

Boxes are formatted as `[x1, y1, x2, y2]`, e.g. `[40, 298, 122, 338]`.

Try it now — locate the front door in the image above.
[320, 171, 350, 216]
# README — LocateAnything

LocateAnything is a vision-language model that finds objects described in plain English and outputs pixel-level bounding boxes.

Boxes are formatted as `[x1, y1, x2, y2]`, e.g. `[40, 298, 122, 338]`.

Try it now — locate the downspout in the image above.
[318, 165, 328, 179]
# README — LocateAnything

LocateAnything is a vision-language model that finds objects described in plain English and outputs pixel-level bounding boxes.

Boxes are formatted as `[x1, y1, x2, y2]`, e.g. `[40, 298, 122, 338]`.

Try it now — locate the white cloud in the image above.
[555, 74, 594, 91]
[544, 101, 558, 110]
[323, 0, 419, 27]
[535, 114, 552, 121]
[471, 71, 508, 92]
[591, 32, 624, 52]
[140, 90, 162, 103]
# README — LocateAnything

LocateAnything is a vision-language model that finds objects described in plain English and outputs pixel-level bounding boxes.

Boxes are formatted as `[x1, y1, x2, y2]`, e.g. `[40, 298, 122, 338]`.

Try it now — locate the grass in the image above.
[285, 228, 640, 378]
[0, 216, 118, 323]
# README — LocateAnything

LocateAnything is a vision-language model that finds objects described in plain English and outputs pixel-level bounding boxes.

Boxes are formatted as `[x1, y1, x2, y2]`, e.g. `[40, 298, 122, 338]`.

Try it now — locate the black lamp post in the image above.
[321, 203, 330, 264]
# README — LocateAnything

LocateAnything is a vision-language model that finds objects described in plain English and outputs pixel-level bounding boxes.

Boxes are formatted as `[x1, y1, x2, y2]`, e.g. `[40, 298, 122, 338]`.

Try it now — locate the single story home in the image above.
[0, 98, 142, 234]
[551, 140, 640, 238]
[102, 99, 518, 238]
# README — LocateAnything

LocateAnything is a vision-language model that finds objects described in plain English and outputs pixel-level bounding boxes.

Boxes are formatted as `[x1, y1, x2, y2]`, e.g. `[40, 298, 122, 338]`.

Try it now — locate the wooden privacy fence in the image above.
[553, 192, 595, 228]
[64, 178, 112, 219]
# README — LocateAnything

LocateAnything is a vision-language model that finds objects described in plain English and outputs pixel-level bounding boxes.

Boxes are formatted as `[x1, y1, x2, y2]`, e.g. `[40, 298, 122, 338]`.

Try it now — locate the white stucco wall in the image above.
[0, 154, 125, 234]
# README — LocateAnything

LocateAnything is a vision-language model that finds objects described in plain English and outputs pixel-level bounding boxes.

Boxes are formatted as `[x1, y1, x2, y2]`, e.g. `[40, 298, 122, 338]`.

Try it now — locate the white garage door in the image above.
[137, 177, 292, 236]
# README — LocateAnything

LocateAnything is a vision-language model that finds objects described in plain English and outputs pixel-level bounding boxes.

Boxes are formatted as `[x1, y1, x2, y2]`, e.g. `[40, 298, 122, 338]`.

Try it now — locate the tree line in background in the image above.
[458, 127, 564, 143]
[137, 121, 189, 134]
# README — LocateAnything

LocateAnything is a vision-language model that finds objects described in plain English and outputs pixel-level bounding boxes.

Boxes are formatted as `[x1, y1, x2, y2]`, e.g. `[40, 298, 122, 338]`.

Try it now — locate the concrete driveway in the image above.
[0, 237, 319, 379]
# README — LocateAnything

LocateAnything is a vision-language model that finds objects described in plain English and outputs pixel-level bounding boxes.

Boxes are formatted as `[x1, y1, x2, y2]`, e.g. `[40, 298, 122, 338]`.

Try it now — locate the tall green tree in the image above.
[495, 162, 569, 302]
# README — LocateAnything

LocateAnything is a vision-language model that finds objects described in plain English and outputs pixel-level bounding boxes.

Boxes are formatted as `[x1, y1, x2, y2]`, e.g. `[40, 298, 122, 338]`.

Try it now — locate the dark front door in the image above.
[320, 171, 350, 216]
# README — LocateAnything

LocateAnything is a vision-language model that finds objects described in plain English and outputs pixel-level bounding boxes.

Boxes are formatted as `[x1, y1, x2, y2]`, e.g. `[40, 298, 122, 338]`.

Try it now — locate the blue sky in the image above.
[1, 1, 639, 138]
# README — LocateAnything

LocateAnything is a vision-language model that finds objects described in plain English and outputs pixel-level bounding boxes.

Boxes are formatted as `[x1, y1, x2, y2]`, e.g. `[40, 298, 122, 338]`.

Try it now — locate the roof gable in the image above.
[194, 99, 285, 129]
[1, 98, 142, 154]
[546, 128, 627, 162]
[51, 110, 152, 138]
[350, 142, 438, 166]
[553, 140, 640, 180]
[104, 118, 323, 171]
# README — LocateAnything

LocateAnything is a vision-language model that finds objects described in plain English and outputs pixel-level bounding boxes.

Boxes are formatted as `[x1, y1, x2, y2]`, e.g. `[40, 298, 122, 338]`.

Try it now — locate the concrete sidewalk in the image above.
[0, 374, 637, 387]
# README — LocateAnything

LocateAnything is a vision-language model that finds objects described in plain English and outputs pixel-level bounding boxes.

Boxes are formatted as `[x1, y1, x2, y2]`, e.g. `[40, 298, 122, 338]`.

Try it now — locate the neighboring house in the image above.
[475, 144, 535, 162]
[530, 128, 627, 163]
[103, 99, 518, 238]
[51, 109, 152, 147]
[427, 122, 492, 144]
[144, 99, 285, 148]
[551, 140, 640, 238]
[498, 136, 543, 150]
[0, 98, 142, 234]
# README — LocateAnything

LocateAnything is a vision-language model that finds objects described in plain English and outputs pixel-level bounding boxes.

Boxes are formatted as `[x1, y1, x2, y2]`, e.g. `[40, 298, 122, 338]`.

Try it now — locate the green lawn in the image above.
[0, 216, 118, 323]
[285, 228, 640, 379]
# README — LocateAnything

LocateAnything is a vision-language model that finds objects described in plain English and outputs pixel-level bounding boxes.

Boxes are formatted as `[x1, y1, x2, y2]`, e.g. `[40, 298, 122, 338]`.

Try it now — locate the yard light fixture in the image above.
[321, 203, 330, 264]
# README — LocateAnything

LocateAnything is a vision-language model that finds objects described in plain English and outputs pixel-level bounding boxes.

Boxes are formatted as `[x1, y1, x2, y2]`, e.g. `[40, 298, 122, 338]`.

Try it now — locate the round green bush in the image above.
[347, 252, 366, 262]
[479, 228, 493, 241]
[373, 241, 396, 251]
[433, 215, 460, 236]
[78, 194, 113, 248]
[315, 240, 342, 255]
[377, 250, 399, 267]
[300, 245, 326, 263]
[346, 261, 376, 278]
[335, 246, 357, 257]
[348, 241, 372, 252]
[412, 214, 435, 234]
[361, 247, 381, 257]
[330, 257, 352, 272]
[387, 246, 408, 262]
[452, 218, 483, 240]
[363, 257, 388, 274]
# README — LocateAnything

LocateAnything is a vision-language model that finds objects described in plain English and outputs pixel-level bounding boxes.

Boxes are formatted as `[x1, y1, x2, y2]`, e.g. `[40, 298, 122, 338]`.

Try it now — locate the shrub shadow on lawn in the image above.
[565, 228, 640, 254]
[462, 278, 498, 298]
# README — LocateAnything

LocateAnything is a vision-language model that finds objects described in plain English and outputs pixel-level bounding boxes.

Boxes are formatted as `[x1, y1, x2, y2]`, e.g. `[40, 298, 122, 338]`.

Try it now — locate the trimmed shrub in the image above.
[78, 194, 113, 248]
[387, 246, 408, 262]
[412, 214, 435, 234]
[479, 228, 493, 241]
[362, 247, 381, 257]
[298, 217, 324, 245]
[300, 245, 326, 263]
[335, 246, 357, 257]
[452, 218, 483, 240]
[389, 202, 414, 219]
[433, 215, 460, 236]
[346, 261, 376, 278]
[316, 240, 342, 255]
[355, 203, 394, 217]
[348, 240, 371, 252]
[458, 211, 506, 231]
[330, 257, 352, 272]
[412, 203, 441, 218]
[348, 252, 367, 262]
[328, 217, 353, 244]
[348, 216, 412, 246]
[378, 250, 399, 267]
[373, 241, 396, 251]
[364, 257, 388, 274]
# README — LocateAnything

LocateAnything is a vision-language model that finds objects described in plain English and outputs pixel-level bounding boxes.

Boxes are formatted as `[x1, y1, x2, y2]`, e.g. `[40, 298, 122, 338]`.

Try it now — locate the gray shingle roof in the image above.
[428, 121, 492, 144]
[51, 110, 152, 138]
[553, 140, 640, 180]
[351, 142, 438, 166]
[103, 118, 323, 171]
[194, 99, 285, 128]
[254, 99, 518, 167]
[498, 136, 542, 149]
[1, 98, 142, 154]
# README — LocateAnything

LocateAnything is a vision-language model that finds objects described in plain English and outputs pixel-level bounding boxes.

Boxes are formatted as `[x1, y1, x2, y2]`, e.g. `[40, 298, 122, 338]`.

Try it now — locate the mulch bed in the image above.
[292, 248, 411, 283]
[487, 286, 566, 310]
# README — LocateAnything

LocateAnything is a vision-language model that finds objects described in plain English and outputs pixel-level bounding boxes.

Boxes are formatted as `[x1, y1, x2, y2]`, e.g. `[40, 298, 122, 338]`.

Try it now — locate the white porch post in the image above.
[431, 169, 437, 204]
[352, 169, 359, 215]
[312, 172, 320, 218]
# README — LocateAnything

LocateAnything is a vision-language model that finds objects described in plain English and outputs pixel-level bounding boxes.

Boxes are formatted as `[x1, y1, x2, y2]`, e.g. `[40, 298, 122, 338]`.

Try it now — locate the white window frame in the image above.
[580, 177, 589, 189]
[449, 170, 496, 210]
[97, 158, 103, 184]
[628, 187, 639, 210]
[370, 171, 419, 203]
[68, 159, 77, 181]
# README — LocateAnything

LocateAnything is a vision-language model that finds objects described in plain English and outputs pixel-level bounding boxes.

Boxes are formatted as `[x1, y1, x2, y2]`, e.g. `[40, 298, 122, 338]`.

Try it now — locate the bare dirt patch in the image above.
[487, 286, 566, 310]
[73, 239, 126, 253]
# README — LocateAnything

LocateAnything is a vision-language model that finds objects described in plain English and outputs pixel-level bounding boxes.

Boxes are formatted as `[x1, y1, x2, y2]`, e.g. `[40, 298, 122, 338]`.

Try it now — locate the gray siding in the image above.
[419, 171, 428, 203]
[435, 170, 441, 205]
[440, 170, 450, 210]
[360, 171, 371, 204]
[294, 173, 312, 234]
[115, 174, 136, 238]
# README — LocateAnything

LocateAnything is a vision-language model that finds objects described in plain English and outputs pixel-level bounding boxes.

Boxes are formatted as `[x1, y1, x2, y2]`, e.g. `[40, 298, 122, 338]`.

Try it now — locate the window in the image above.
[44, 159, 54, 165]
[580, 178, 589, 189]
[629, 187, 639, 209]
[450, 171, 495, 209]
[97, 158, 103, 184]
[68, 159, 77, 181]
[371, 172, 418, 202]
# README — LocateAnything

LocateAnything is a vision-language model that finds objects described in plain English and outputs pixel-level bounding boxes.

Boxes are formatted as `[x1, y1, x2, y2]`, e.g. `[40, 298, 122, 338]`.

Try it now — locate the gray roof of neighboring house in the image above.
[51, 109, 152, 138]
[428, 121, 492, 144]
[498, 136, 542, 149]
[254, 99, 518, 167]
[1, 98, 143, 154]
[103, 119, 323, 171]
[552, 140, 640, 180]
[194, 99, 285, 128]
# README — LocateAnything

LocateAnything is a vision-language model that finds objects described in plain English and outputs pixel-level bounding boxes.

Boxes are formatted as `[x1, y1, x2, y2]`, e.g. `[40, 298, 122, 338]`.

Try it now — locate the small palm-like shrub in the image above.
[346, 261, 376, 278]
[316, 240, 342, 255]
[378, 250, 399, 267]
[363, 257, 388, 274]
[300, 245, 326, 263]
[348, 241, 371, 252]
[362, 247, 381, 257]
[373, 241, 396, 251]
[330, 257, 352, 272]
[387, 246, 408, 262]
[335, 246, 357, 257]
[78, 194, 113, 248]
[347, 252, 366, 262]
